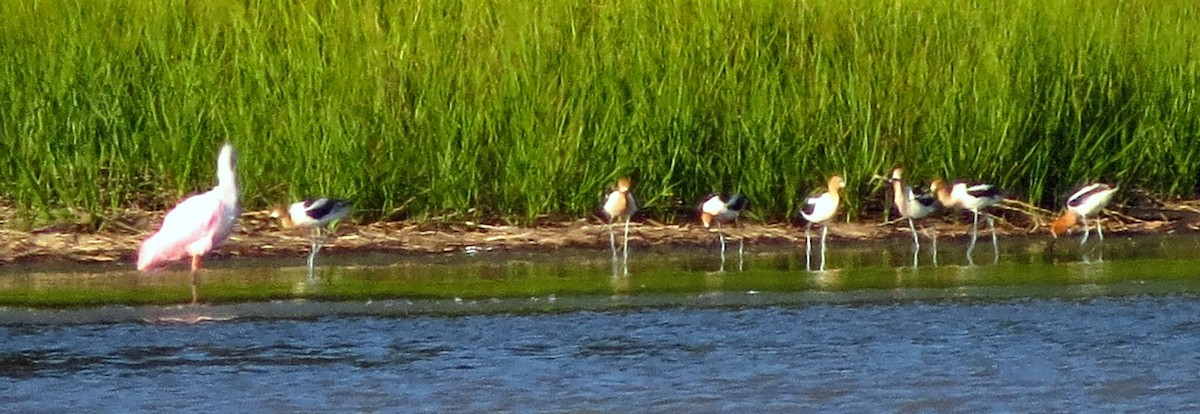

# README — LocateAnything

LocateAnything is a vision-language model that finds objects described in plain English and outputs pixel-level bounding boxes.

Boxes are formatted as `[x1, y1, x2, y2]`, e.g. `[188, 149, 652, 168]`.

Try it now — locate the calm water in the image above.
[3, 235, 1200, 412]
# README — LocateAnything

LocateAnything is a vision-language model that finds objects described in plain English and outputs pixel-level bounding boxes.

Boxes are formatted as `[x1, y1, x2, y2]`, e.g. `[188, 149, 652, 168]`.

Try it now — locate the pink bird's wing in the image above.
[137, 190, 227, 271]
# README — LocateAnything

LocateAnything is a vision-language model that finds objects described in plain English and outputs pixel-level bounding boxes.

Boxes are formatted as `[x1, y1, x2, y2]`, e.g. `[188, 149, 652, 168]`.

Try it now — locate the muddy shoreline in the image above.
[3, 202, 1198, 268]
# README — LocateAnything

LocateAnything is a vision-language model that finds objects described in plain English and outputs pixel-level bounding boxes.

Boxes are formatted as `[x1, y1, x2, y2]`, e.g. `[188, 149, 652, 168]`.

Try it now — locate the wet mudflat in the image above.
[2, 235, 1200, 411]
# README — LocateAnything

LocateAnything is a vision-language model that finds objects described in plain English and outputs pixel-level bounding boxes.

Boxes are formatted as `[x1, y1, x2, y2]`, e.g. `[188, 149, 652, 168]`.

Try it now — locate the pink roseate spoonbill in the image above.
[270, 198, 352, 271]
[1050, 183, 1117, 244]
[932, 178, 1004, 260]
[801, 175, 845, 272]
[888, 166, 940, 266]
[601, 177, 638, 264]
[699, 193, 750, 266]
[137, 143, 240, 274]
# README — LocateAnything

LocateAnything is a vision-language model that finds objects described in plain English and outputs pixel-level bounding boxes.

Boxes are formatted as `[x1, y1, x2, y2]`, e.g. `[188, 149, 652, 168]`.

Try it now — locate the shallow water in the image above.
[3, 235, 1200, 411]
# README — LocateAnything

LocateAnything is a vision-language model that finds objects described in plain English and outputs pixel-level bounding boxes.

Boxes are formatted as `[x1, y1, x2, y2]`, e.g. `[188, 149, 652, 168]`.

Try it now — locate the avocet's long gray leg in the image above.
[908, 218, 920, 268]
[622, 217, 631, 275]
[717, 222, 727, 272]
[738, 237, 744, 272]
[805, 223, 813, 271]
[931, 229, 939, 266]
[987, 214, 998, 262]
[307, 227, 320, 272]
[622, 217, 631, 263]
[820, 225, 828, 272]
[608, 222, 617, 259]
[967, 211, 979, 258]
[718, 222, 726, 258]
[908, 218, 921, 250]
[1080, 215, 1091, 245]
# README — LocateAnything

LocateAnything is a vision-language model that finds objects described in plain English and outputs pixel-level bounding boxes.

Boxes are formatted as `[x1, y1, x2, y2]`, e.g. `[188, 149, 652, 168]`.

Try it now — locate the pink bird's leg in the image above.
[190, 255, 201, 304]
[190, 276, 199, 304]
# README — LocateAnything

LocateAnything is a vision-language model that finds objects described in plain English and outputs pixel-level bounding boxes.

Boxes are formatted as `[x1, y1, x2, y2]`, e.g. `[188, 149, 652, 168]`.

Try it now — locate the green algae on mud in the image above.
[2, 235, 1200, 309]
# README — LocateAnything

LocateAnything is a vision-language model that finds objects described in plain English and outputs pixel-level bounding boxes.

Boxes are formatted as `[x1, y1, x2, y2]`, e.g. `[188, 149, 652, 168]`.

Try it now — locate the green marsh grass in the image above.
[1, 0, 1198, 226]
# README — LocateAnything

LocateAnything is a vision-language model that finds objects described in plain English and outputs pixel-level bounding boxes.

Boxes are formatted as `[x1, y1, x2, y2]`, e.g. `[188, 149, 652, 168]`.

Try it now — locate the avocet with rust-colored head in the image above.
[888, 166, 940, 265]
[602, 177, 638, 262]
[1050, 183, 1117, 244]
[699, 192, 750, 263]
[801, 175, 845, 272]
[931, 177, 1004, 261]
[271, 198, 352, 271]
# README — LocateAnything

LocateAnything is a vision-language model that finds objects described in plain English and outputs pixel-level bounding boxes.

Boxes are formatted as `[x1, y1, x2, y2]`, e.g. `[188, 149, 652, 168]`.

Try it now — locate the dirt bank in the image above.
[2, 201, 1198, 267]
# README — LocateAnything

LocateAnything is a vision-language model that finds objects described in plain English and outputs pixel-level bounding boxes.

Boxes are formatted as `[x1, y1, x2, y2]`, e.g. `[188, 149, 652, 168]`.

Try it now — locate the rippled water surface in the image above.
[3, 235, 1200, 411]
